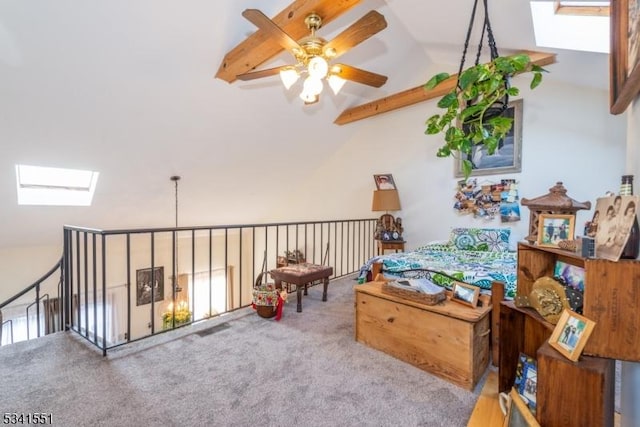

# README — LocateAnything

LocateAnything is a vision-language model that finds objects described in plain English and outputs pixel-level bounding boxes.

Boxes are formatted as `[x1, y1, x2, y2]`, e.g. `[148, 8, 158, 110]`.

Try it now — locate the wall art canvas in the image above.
[136, 266, 164, 306]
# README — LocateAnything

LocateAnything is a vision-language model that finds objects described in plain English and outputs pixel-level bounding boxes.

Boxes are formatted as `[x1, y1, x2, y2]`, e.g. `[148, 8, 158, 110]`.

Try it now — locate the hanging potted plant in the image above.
[423, 0, 547, 178]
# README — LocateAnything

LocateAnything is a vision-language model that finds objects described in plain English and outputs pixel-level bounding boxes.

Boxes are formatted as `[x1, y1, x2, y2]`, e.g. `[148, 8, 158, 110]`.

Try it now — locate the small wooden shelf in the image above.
[376, 239, 405, 255]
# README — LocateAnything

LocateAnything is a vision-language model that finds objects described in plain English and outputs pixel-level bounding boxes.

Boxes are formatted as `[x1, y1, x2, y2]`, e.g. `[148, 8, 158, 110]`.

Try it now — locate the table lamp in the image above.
[372, 189, 403, 241]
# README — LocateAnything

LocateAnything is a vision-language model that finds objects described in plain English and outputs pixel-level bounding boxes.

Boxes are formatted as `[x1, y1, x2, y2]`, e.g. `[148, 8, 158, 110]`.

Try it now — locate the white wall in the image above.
[0, 245, 62, 299]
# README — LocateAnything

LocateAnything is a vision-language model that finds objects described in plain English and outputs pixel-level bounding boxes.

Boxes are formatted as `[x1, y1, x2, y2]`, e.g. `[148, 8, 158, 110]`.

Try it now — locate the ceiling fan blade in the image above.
[237, 66, 287, 81]
[323, 10, 387, 59]
[242, 9, 303, 54]
[331, 64, 387, 88]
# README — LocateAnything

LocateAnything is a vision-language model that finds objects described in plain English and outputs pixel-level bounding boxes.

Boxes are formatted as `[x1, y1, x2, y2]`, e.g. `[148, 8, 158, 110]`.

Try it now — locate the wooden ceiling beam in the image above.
[215, 0, 363, 83]
[333, 50, 557, 126]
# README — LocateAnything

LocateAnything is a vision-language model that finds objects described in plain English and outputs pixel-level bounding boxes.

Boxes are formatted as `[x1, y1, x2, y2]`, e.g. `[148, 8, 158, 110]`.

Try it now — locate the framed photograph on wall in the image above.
[548, 309, 596, 362]
[451, 281, 480, 307]
[136, 266, 164, 306]
[373, 174, 396, 190]
[610, 0, 640, 114]
[454, 99, 523, 177]
[536, 214, 575, 248]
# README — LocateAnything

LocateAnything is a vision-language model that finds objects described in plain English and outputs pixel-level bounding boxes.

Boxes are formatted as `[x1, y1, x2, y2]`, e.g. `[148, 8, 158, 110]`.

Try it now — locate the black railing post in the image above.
[101, 234, 107, 355]
[64, 229, 71, 331]
[126, 233, 131, 343]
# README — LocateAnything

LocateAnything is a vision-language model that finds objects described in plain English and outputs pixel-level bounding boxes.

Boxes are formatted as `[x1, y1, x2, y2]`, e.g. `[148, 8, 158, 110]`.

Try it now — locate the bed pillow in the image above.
[448, 228, 511, 252]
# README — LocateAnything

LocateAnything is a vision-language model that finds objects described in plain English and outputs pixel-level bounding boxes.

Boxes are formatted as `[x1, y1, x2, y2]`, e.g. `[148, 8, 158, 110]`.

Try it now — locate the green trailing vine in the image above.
[424, 53, 547, 178]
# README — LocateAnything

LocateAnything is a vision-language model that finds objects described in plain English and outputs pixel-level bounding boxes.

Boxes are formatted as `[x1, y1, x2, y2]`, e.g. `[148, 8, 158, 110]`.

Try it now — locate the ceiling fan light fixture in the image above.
[302, 75, 323, 96]
[307, 56, 328, 79]
[327, 74, 346, 95]
[279, 67, 299, 89]
[299, 90, 318, 104]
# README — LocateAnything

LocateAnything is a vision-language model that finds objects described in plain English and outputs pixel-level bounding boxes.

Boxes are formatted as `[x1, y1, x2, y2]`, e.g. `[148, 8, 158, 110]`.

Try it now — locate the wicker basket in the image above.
[381, 281, 446, 306]
[253, 272, 278, 319]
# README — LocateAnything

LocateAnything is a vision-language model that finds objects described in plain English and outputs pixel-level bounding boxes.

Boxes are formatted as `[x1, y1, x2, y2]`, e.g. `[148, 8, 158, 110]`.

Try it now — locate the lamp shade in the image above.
[372, 189, 401, 212]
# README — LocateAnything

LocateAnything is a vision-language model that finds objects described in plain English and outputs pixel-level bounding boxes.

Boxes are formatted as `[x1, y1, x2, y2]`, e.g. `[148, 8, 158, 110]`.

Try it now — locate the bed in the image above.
[359, 227, 518, 299]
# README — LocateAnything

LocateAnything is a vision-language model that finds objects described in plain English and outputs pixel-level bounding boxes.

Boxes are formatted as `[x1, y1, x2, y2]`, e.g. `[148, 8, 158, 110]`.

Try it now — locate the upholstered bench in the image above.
[270, 263, 333, 313]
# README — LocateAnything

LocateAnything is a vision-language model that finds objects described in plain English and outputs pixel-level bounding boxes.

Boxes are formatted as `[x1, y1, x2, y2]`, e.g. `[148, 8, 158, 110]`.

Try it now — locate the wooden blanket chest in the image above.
[355, 281, 491, 390]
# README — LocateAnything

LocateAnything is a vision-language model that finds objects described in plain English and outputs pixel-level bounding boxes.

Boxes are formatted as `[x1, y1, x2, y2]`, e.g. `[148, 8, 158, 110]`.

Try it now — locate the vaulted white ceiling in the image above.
[0, 0, 609, 249]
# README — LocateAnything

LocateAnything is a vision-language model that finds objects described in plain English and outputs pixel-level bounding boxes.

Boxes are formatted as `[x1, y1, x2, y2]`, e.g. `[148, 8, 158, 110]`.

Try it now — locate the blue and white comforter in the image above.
[359, 244, 517, 298]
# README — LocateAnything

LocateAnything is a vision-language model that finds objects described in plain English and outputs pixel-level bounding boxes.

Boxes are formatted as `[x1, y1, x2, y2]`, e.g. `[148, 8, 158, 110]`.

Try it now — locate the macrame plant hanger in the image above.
[456, 0, 509, 120]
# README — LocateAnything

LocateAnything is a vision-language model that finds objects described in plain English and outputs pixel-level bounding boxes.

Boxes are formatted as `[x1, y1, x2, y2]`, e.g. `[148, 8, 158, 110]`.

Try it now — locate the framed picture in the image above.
[136, 266, 164, 306]
[553, 260, 585, 292]
[610, 0, 640, 114]
[593, 195, 640, 261]
[373, 174, 396, 190]
[548, 309, 596, 362]
[501, 388, 541, 427]
[536, 214, 575, 248]
[454, 99, 523, 177]
[513, 352, 537, 414]
[451, 281, 480, 307]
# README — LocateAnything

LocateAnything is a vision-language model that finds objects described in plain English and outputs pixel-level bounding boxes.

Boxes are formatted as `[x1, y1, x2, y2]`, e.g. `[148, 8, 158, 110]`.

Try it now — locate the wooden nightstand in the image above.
[376, 240, 405, 255]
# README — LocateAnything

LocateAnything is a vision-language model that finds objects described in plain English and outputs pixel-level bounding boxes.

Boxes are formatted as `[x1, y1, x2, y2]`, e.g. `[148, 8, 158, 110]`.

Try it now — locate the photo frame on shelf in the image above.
[136, 266, 164, 306]
[455, 99, 523, 177]
[548, 309, 596, 362]
[553, 260, 585, 292]
[536, 214, 575, 248]
[610, 0, 640, 114]
[513, 352, 537, 415]
[451, 281, 480, 307]
[373, 174, 396, 190]
[593, 195, 640, 262]
[501, 388, 541, 427]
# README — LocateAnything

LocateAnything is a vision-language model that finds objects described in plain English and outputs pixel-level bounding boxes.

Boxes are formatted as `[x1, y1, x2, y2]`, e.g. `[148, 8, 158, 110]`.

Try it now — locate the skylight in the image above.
[16, 164, 99, 206]
[530, 1, 610, 53]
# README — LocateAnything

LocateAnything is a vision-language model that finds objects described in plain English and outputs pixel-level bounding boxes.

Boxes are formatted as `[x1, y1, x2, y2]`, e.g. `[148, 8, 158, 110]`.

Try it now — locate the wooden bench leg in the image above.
[322, 277, 329, 302]
[297, 287, 303, 313]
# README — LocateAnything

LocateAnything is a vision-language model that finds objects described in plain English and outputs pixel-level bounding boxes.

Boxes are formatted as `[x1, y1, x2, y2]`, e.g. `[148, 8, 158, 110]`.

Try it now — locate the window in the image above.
[15, 164, 99, 206]
[530, 1, 610, 53]
[554, 1, 609, 16]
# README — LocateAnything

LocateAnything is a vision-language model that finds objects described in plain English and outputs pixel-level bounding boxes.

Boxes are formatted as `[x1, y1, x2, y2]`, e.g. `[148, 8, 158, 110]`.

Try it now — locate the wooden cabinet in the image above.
[355, 281, 491, 390]
[497, 242, 635, 426]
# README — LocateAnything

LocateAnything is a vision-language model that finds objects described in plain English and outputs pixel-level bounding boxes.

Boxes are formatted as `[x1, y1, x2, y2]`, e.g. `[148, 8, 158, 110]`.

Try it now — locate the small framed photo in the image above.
[501, 388, 541, 427]
[373, 174, 396, 190]
[451, 281, 479, 307]
[553, 260, 585, 292]
[513, 352, 537, 414]
[548, 309, 596, 362]
[536, 214, 575, 248]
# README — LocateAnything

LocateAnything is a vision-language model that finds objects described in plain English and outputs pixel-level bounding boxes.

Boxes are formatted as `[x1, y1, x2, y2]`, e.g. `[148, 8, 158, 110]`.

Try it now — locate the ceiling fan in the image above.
[236, 9, 388, 104]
